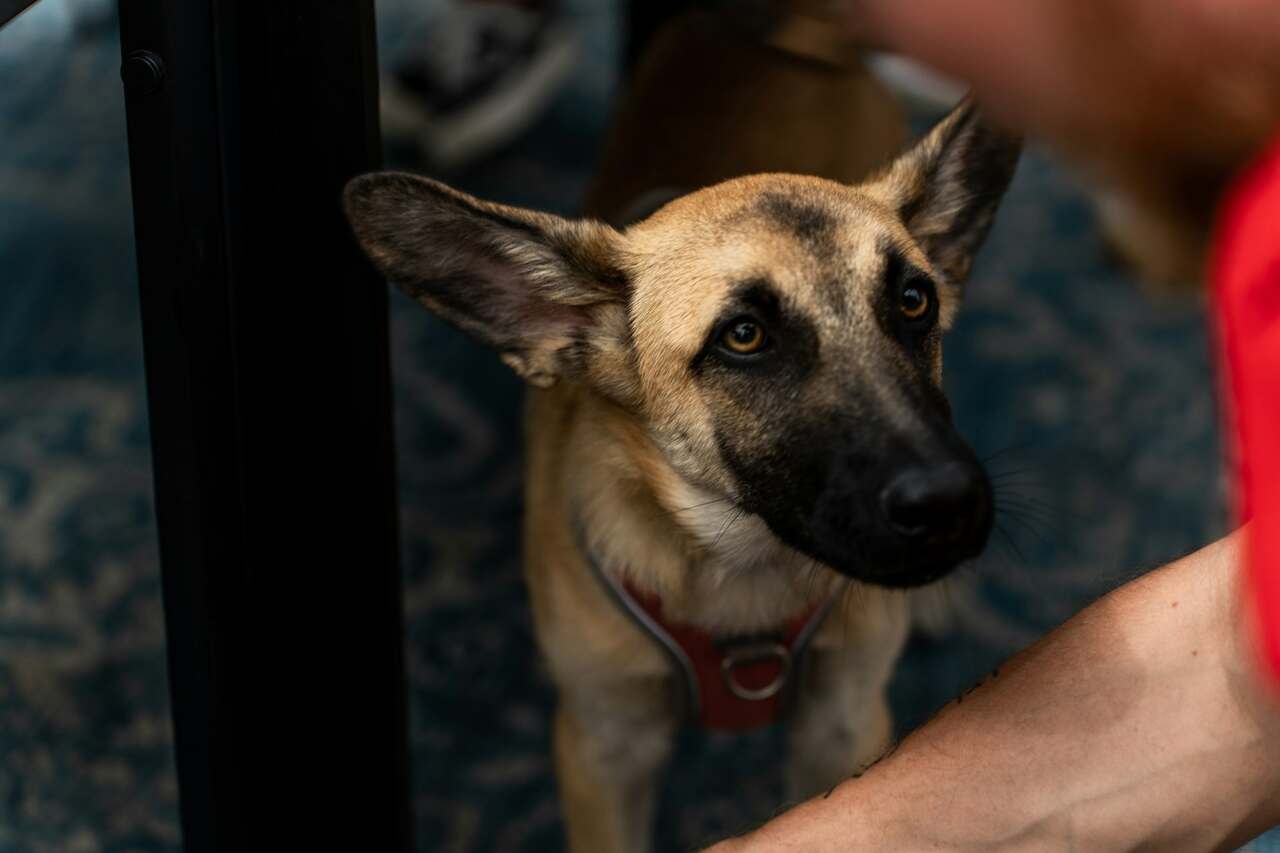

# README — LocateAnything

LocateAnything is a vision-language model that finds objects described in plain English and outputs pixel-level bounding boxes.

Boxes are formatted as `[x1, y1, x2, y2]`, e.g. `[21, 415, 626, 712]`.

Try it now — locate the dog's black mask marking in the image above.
[687, 99, 1018, 586]
[715, 395, 992, 588]
[699, 273, 993, 588]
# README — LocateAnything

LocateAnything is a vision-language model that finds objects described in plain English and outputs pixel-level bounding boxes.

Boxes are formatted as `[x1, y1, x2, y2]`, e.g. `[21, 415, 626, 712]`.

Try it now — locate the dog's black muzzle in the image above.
[798, 438, 993, 588]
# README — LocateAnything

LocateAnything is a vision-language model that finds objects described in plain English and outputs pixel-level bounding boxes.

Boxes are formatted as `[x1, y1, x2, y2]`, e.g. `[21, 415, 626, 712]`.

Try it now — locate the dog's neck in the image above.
[563, 388, 841, 634]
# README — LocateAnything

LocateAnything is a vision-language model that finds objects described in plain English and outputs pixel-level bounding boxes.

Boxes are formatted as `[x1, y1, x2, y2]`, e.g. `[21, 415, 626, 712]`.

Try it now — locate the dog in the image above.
[344, 14, 1019, 851]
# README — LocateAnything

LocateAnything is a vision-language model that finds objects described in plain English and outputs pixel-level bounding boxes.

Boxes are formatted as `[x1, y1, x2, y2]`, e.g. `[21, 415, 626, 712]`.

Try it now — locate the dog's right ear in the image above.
[344, 172, 631, 389]
[869, 98, 1022, 292]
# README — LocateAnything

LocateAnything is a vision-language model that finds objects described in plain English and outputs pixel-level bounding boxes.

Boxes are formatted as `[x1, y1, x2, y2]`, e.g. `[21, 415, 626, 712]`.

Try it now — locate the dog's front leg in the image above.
[553, 690, 676, 853]
[785, 674, 894, 801]
[784, 597, 910, 801]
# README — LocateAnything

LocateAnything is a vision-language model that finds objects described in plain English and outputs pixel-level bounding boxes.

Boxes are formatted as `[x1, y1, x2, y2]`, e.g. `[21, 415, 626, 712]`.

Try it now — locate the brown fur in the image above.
[584, 8, 905, 221]
[345, 12, 1019, 850]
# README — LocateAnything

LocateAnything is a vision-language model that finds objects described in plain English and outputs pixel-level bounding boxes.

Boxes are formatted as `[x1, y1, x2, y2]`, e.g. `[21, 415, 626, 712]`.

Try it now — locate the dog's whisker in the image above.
[997, 510, 1056, 550]
[989, 476, 1052, 493]
[800, 558, 822, 607]
[711, 508, 745, 551]
[995, 501, 1063, 532]
[992, 487, 1061, 515]
[994, 498, 1057, 520]
[993, 494, 1054, 514]
[1001, 494, 1085, 524]
[993, 522, 1028, 565]
[670, 497, 731, 514]
[993, 487, 1055, 503]
[988, 467, 1037, 479]
[838, 577, 862, 636]
[1003, 508, 1065, 532]
[988, 474, 1050, 490]
[980, 443, 1036, 464]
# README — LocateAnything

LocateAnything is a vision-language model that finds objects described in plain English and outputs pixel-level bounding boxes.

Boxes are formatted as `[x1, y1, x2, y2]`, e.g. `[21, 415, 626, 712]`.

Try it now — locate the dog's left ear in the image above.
[870, 97, 1022, 289]
[344, 172, 631, 389]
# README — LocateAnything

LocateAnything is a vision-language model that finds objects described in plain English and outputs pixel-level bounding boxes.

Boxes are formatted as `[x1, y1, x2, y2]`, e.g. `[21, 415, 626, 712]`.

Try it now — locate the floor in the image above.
[2, 1, 1274, 851]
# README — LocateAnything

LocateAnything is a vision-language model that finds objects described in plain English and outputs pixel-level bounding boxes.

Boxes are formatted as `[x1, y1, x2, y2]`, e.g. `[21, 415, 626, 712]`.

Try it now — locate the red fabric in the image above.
[622, 582, 820, 730]
[1212, 133, 1280, 688]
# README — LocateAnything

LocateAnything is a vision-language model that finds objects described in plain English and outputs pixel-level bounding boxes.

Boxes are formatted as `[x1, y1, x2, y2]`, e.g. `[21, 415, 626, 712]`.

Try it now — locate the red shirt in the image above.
[1213, 134, 1280, 687]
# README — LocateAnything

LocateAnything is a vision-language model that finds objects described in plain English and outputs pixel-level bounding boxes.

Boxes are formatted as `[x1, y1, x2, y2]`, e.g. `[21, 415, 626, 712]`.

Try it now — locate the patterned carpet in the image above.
[1, 1, 1276, 851]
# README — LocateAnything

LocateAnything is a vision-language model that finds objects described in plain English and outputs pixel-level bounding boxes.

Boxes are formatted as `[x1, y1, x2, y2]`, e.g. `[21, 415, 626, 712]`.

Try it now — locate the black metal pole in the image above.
[116, 3, 411, 851]
[0, 0, 39, 29]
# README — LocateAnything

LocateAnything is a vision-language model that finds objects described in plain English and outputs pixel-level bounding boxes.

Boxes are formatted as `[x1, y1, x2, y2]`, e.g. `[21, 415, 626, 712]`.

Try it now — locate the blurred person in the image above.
[379, 0, 580, 170]
[707, 0, 1280, 850]
[854, 0, 1280, 285]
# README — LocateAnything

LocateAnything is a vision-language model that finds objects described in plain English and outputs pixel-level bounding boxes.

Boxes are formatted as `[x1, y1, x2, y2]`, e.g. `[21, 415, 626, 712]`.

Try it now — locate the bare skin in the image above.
[708, 531, 1280, 851]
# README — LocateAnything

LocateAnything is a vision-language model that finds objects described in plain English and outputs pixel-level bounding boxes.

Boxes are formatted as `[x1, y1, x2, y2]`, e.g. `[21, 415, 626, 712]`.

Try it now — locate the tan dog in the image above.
[344, 101, 1018, 850]
[345, 14, 1019, 849]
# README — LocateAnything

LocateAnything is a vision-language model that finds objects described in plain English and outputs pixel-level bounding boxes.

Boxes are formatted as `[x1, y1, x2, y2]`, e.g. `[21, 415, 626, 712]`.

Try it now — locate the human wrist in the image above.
[702, 769, 916, 852]
[1225, 530, 1280, 837]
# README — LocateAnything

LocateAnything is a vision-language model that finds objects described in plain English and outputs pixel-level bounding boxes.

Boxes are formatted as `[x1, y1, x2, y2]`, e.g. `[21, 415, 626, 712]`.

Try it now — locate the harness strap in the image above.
[580, 527, 843, 730]
[620, 581, 837, 730]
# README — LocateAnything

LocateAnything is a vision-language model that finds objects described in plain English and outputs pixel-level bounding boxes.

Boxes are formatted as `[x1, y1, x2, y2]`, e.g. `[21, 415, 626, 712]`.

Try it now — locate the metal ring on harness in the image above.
[719, 641, 792, 701]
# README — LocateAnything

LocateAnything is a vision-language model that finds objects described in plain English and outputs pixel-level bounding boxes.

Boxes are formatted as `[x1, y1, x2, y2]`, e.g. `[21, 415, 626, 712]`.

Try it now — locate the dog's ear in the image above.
[870, 97, 1022, 289]
[344, 172, 630, 388]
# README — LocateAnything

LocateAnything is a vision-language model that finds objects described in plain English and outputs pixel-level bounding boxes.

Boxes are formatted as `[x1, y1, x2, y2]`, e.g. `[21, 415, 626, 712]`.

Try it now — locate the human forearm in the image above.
[710, 532, 1280, 851]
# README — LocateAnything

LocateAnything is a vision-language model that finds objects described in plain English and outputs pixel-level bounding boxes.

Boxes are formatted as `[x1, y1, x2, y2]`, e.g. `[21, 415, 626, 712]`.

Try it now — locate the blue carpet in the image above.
[1, 1, 1275, 851]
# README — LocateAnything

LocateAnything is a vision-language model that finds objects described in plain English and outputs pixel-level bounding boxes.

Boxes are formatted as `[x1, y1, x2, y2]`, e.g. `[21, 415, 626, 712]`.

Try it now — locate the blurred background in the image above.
[0, 0, 1268, 850]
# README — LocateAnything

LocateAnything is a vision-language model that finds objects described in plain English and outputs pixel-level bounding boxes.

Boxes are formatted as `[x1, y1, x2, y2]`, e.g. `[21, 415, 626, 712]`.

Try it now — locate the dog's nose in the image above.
[880, 462, 983, 545]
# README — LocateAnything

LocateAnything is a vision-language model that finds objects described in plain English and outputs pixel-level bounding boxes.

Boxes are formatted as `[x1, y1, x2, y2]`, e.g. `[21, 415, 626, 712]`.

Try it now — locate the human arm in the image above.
[708, 531, 1280, 851]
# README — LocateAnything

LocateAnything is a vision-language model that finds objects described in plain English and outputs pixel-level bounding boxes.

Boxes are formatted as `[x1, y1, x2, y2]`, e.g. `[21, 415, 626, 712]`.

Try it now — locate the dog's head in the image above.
[345, 100, 1020, 588]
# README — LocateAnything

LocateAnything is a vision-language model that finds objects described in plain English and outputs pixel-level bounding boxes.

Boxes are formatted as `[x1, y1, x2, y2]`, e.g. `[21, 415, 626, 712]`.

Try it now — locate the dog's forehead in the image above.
[637, 173, 894, 240]
[625, 175, 914, 363]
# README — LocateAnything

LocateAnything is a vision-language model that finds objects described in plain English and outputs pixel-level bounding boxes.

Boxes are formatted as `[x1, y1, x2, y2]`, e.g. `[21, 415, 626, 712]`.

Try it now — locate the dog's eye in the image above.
[899, 283, 931, 321]
[720, 318, 767, 355]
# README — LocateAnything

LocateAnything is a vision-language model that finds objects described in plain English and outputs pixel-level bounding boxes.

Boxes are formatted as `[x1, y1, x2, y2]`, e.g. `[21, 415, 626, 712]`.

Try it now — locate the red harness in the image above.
[583, 537, 841, 731]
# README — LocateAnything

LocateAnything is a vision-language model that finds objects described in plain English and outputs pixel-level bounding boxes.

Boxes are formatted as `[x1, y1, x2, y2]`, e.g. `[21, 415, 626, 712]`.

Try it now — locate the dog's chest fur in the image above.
[535, 384, 853, 637]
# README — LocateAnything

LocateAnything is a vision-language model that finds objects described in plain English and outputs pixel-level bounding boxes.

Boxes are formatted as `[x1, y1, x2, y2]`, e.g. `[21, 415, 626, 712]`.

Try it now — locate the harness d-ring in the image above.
[719, 641, 792, 701]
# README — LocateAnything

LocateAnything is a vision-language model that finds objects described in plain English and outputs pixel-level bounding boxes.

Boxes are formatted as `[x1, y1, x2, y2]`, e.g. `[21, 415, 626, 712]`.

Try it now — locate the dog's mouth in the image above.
[771, 530, 989, 588]
[833, 547, 985, 589]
